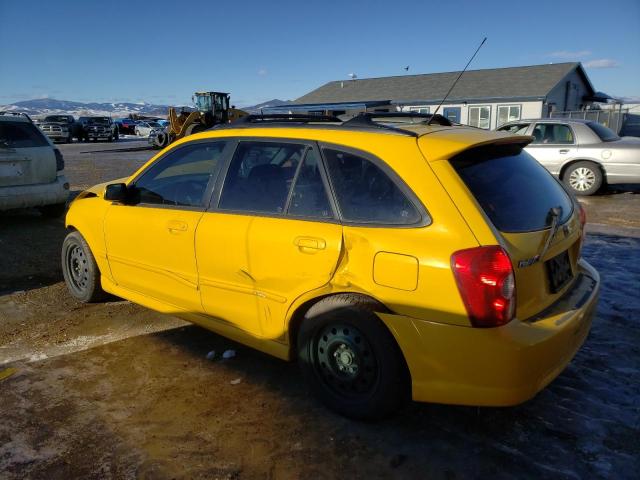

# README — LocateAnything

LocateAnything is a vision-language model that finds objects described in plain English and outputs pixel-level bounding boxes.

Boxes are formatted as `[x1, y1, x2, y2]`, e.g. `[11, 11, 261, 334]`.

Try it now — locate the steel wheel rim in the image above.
[66, 244, 89, 293]
[313, 323, 379, 397]
[569, 167, 596, 191]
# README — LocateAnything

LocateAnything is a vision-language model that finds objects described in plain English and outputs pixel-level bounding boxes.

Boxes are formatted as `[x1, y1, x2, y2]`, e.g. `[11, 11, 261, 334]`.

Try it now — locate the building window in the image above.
[406, 106, 430, 114]
[468, 106, 491, 129]
[497, 105, 521, 126]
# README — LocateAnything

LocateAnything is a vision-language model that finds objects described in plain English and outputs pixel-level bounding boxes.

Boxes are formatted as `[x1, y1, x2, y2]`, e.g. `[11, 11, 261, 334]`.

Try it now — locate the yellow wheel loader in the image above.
[151, 91, 247, 148]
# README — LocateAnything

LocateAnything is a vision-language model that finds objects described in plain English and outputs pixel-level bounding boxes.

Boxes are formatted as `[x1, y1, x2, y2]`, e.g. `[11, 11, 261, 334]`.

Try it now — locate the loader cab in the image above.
[193, 91, 230, 124]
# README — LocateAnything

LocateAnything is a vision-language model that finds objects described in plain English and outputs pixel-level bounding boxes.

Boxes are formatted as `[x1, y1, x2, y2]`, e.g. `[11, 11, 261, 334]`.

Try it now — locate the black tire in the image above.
[114, 130, 119, 141]
[562, 161, 603, 196]
[297, 294, 410, 420]
[61, 231, 107, 303]
[67, 134, 73, 143]
[107, 135, 113, 142]
[38, 202, 66, 218]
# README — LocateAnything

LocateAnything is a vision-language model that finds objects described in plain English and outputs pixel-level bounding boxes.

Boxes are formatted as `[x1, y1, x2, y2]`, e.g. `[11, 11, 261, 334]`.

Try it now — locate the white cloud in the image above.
[258, 68, 268, 77]
[583, 59, 620, 68]
[548, 50, 592, 59]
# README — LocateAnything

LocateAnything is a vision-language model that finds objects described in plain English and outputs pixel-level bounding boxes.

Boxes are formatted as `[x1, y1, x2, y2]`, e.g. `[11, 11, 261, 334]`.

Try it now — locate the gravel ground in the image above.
[0, 140, 639, 479]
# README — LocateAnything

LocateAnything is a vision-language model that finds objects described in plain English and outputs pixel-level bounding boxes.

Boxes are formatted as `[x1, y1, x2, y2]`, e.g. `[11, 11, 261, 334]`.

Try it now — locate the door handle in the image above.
[559, 149, 570, 154]
[294, 237, 326, 250]
[167, 220, 188, 232]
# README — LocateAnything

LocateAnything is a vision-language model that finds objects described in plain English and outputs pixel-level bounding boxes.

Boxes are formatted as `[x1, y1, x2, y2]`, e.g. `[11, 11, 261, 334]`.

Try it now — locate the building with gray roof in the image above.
[266, 62, 602, 129]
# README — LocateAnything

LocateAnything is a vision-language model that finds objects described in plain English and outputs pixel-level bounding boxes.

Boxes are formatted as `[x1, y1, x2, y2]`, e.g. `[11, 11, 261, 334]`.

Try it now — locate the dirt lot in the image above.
[1, 140, 639, 479]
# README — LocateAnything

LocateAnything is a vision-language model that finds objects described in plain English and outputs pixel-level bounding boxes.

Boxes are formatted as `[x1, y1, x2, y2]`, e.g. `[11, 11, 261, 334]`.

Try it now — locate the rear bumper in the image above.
[380, 258, 600, 406]
[0, 175, 70, 210]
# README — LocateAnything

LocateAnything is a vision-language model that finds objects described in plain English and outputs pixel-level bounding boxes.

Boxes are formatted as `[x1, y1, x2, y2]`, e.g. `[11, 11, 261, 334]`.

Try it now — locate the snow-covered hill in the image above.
[0, 98, 171, 118]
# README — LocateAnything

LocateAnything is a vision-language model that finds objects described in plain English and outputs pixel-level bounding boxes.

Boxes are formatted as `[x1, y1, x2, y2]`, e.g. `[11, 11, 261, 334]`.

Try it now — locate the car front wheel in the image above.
[297, 294, 410, 420]
[563, 161, 603, 196]
[61, 231, 107, 303]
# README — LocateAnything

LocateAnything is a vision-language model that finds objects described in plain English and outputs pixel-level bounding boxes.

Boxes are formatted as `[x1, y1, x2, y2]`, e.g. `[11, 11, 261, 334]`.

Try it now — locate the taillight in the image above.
[54, 148, 64, 171]
[451, 246, 516, 328]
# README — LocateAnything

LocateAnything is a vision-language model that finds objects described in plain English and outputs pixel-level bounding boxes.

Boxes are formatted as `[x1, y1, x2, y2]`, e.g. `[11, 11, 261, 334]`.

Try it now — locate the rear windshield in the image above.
[450, 145, 573, 233]
[587, 122, 619, 142]
[0, 121, 50, 148]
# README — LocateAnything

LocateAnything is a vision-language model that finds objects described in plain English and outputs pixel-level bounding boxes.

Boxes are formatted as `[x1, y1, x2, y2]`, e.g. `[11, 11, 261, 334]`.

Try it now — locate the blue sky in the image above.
[1, 0, 639, 107]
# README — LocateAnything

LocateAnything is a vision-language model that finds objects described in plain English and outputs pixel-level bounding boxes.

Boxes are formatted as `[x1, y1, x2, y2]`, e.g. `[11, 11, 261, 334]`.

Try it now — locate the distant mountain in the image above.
[242, 99, 293, 114]
[0, 98, 172, 118]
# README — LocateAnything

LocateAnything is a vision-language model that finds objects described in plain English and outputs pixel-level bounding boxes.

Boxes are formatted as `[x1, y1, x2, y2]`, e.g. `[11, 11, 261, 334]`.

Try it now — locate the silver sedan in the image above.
[497, 119, 640, 195]
[134, 121, 163, 137]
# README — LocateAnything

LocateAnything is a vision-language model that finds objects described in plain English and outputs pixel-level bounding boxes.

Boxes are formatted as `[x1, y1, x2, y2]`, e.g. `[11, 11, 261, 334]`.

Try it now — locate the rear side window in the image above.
[531, 124, 574, 144]
[287, 150, 332, 219]
[451, 145, 573, 232]
[0, 121, 49, 148]
[219, 141, 305, 214]
[323, 148, 421, 225]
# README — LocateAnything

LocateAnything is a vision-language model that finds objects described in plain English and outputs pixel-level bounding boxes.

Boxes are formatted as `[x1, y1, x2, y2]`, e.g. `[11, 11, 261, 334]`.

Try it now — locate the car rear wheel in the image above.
[61, 231, 107, 303]
[297, 295, 409, 420]
[563, 161, 603, 196]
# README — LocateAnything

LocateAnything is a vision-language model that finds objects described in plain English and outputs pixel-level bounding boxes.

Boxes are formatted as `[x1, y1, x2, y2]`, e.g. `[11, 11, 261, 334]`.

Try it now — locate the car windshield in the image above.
[450, 144, 573, 233]
[88, 117, 109, 124]
[147, 122, 161, 127]
[44, 116, 70, 123]
[587, 122, 619, 142]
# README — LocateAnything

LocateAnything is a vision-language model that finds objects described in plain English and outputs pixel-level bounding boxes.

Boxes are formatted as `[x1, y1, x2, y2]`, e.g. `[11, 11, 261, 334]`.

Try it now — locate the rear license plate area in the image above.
[546, 250, 573, 294]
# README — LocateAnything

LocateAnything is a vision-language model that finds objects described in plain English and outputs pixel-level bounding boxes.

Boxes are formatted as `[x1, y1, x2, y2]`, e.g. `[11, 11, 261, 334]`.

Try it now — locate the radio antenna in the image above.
[428, 37, 487, 125]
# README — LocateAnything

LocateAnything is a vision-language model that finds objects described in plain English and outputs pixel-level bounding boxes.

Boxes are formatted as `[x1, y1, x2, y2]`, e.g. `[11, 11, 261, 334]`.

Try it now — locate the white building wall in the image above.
[399, 100, 543, 129]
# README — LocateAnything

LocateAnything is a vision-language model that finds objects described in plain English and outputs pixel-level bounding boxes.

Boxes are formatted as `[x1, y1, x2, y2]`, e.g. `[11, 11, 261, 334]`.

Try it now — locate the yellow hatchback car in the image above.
[62, 113, 600, 419]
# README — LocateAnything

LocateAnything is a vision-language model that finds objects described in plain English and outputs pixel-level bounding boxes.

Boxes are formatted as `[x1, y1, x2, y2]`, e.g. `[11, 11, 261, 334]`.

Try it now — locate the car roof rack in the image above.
[343, 112, 452, 127]
[0, 111, 34, 122]
[218, 112, 455, 137]
[233, 114, 342, 124]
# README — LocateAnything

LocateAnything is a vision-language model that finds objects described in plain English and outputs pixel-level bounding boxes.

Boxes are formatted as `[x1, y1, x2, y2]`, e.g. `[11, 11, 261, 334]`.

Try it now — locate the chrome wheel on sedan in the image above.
[563, 161, 603, 196]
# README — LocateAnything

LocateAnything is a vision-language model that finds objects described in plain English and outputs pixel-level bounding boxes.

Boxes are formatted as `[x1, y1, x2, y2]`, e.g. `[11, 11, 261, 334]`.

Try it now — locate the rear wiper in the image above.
[539, 207, 562, 260]
[517, 207, 562, 268]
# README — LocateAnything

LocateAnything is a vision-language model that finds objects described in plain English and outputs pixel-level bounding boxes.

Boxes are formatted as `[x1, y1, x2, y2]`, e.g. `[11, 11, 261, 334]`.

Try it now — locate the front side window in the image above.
[219, 141, 305, 214]
[323, 148, 421, 225]
[133, 141, 225, 207]
[531, 124, 574, 144]
[497, 105, 521, 126]
[468, 106, 491, 129]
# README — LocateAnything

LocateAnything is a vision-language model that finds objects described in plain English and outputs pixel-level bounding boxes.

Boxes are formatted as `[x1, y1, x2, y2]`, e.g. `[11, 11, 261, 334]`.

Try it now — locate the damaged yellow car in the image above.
[62, 113, 600, 419]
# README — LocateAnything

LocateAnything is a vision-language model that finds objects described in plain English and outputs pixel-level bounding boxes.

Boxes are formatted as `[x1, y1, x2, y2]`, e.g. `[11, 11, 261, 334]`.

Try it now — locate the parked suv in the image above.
[62, 113, 599, 419]
[497, 118, 640, 195]
[1, 112, 70, 216]
[78, 116, 119, 142]
[38, 114, 82, 143]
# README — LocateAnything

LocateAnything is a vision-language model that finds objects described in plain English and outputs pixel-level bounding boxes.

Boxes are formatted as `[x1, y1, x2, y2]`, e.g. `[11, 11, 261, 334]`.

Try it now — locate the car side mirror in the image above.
[104, 183, 129, 202]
